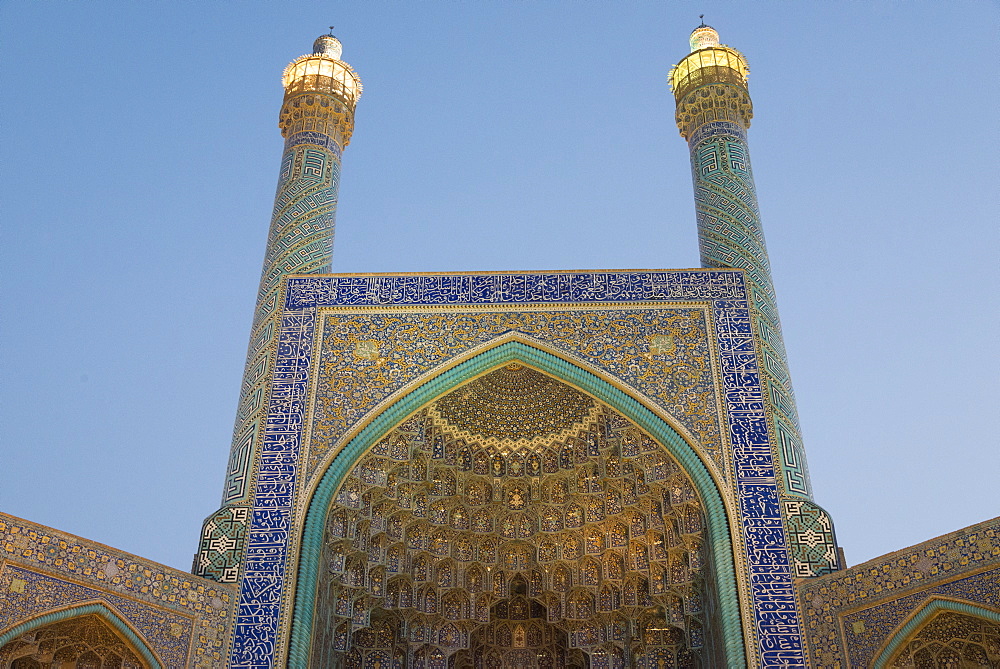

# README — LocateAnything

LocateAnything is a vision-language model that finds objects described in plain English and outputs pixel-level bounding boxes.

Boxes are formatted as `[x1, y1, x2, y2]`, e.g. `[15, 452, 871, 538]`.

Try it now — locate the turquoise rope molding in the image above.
[873, 598, 1000, 668]
[288, 340, 747, 667]
[0, 601, 163, 668]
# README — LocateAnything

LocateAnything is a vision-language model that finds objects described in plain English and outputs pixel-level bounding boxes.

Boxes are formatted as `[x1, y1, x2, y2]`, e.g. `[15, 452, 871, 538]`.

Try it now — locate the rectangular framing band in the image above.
[228, 269, 807, 667]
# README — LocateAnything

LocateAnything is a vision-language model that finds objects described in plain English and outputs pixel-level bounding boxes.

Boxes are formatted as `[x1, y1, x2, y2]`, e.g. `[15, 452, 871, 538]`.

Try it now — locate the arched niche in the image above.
[876, 598, 1000, 668]
[290, 339, 744, 667]
[0, 602, 161, 668]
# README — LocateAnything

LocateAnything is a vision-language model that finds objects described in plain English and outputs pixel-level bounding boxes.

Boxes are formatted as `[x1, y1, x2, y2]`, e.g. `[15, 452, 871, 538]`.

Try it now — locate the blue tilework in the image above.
[228, 269, 808, 667]
[689, 120, 812, 500]
[284, 131, 343, 156]
[713, 297, 805, 665]
[285, 270, 745, 309]
[216, 139, 341, 513]
[230, 308, 316, 667]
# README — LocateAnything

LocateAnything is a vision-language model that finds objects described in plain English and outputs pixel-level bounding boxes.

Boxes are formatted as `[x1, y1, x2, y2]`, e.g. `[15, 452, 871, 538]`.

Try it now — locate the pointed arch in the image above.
[0, 601, 163, 668]
[288, 338, 745, 665]
[874, 597, 1000, 668]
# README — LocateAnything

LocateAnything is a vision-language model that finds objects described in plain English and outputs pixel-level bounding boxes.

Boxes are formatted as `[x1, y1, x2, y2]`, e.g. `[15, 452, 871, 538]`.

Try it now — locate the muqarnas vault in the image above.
[2, 24, 999, 669]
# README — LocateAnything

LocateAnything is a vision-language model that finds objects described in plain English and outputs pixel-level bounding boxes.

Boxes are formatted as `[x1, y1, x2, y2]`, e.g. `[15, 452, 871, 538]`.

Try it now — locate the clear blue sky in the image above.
[2, 2, 997, 573]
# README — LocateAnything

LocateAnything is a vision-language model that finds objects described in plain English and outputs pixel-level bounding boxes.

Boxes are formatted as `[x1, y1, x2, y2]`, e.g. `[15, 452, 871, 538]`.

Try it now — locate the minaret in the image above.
[670, 23, 811, 499]
[670, 24, 842, 578]
[194, 32, 362, 583]
[229, 31, 362, 504]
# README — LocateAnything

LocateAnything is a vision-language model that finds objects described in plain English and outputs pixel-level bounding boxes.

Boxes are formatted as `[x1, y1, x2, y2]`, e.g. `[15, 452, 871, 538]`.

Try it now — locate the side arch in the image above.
[289, 339, 745, 665]
[874, 597, 1000, 668]
[0, 600, 163, 669]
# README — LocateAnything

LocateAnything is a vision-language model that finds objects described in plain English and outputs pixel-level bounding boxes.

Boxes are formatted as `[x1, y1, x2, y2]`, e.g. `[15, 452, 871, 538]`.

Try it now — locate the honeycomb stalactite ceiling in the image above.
[888, 612, 1000, 668]
[429, 364, 602, 445]
[0, 614, 148, 668]
[312, 366, 714, 667]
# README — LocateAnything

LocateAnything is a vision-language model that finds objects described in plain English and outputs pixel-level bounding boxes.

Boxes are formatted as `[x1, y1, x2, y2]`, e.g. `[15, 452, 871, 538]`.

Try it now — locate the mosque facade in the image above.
[1, 26, 998, 669]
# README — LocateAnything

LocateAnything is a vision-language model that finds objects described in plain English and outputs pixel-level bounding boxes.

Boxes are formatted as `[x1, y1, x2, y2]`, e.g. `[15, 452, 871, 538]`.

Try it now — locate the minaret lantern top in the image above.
[669, 23, 749, 104]
[281, 32, 362, 107]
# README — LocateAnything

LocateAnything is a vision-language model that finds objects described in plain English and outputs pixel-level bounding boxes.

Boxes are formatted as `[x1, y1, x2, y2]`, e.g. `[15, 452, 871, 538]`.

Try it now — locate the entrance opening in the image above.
[310, 364, 716, 667]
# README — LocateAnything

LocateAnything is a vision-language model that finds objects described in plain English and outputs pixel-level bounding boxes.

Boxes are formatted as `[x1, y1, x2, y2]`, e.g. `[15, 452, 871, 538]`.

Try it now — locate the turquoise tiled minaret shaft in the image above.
[193, 33, 362, 583]
[224, 34, 362, 506]
[671, 24, 841, 576]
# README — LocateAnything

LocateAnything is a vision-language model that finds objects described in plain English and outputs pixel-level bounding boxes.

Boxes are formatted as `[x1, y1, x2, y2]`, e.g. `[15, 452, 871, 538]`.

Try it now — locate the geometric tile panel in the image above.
[223, 431, 255, 505]
[775, 420, 811, 498]
[783, 499, 841, 578]
[193, 505, 249, 584]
